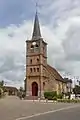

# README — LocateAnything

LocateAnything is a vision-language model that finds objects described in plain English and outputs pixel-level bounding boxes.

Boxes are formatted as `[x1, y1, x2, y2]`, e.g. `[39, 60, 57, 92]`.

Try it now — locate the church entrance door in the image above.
[32, 82, 38, 96]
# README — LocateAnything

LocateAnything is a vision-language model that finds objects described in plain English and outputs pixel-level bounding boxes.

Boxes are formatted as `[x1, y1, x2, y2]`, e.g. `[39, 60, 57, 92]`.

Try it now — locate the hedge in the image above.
[44, 91, 64, 100]
[44, 91, 57, 100]
[57, 94, 63, 99]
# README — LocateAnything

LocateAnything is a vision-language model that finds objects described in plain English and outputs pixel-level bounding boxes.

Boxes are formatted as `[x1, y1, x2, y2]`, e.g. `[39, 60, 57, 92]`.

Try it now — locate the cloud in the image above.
[39, 0, 80, 80]
[0, 21, 33, 88]
[0, 0, 80, 87]
[62, 18, 80, 61]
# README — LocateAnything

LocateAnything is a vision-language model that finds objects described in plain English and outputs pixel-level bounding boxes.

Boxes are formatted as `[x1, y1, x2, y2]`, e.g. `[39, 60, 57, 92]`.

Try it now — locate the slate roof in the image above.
[32, 12, 41, 40]
[47, 64, 66, 83]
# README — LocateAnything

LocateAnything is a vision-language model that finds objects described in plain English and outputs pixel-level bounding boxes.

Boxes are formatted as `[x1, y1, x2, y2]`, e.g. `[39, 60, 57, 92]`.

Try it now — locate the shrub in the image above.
[44, 91, 57, 100]
[53, 96, 57, 101]
[57, 94, 63, 99]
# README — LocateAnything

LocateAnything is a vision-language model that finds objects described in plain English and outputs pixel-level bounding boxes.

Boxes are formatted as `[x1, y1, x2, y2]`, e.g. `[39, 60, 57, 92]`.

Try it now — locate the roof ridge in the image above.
[47, 64, 64, 82]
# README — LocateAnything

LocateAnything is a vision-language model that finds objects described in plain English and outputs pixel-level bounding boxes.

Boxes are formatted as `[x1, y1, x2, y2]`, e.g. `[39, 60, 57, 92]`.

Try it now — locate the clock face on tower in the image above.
[32, 42, 36, 46]
[30, 41, 39, 53]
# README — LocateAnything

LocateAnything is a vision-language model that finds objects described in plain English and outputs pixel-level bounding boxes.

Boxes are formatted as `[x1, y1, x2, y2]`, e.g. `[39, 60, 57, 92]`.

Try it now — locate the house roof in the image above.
[47, 64, 66, 83]
[64, 78, 72, 83]
[4, 86, 18, 91]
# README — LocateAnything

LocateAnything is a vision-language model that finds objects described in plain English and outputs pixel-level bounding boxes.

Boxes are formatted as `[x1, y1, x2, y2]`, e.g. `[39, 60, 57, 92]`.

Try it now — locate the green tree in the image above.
[0, 80, 4, 98]
[19, 87, 24, 92]
[0, 80, 4, 87]
[73, 85, 80, 94]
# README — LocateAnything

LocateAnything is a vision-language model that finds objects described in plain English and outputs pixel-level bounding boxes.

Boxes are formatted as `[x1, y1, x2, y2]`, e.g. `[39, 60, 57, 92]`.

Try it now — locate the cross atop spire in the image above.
[32, 11, 42, 40]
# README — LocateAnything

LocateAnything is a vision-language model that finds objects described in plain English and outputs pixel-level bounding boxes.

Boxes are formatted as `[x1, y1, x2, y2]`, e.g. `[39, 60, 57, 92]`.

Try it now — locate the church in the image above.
[25, 12, 70, 99]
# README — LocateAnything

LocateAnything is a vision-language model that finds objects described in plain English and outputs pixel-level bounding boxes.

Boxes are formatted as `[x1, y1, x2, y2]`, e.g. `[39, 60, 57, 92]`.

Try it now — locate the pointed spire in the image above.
[32, 11, 41, 40]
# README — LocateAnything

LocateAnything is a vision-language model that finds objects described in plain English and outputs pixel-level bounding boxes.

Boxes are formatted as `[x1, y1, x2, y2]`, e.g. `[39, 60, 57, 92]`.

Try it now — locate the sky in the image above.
[0, 0, 80, 88]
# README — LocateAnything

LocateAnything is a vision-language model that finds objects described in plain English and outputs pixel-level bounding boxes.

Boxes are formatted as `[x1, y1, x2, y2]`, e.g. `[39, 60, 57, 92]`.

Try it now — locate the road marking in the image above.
[16, 105, 80, 120]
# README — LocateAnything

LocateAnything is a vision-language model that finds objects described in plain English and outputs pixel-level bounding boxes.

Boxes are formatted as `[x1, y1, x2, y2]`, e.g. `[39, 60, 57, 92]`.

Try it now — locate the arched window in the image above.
[30, 68, 32, 72]
[37, 58, 39, 62]
[43, 82, 45, 86]
[31, 45, 34, 49]
[34, 68, 36, 72]
[35, 44, 39, 48]
[30, 59, 32, 64]
[37, 68, 39, 72]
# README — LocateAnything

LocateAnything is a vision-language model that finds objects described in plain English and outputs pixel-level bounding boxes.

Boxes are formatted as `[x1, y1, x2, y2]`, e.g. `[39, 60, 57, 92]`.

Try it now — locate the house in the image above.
[4, 86, 18, 96]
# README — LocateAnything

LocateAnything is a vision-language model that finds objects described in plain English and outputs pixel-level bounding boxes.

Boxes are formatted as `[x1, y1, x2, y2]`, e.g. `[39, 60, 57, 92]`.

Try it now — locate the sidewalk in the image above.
[24, 99, 57, 103]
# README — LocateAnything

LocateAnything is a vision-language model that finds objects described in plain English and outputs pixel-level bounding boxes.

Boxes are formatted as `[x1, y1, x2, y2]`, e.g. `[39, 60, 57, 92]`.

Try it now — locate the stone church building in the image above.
[25, 12, 70, 98]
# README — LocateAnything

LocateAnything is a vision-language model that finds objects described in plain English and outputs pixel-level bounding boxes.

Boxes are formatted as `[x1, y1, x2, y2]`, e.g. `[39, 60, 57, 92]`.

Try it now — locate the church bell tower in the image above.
[25, 12, 47, 98]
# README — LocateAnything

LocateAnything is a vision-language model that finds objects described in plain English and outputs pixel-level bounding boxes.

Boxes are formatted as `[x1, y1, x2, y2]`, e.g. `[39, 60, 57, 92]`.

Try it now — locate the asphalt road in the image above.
[22, 105, 80, 120]
[0, 96, 80, 120]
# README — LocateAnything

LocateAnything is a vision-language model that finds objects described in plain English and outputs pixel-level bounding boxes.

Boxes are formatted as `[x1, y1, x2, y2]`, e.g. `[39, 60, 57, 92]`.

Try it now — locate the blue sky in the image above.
[0, 0, 63, 28]
[0, 0, 80, 88]
[0, 0, 35, 27]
